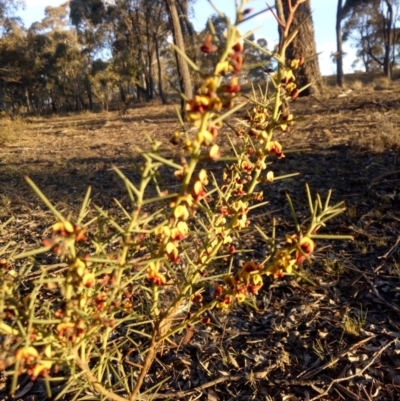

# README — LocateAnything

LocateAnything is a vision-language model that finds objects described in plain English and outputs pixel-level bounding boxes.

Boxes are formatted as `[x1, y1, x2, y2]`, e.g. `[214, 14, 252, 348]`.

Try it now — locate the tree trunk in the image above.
[145, 13, 155, 101]
[155, 34, 167, 104]
[336, 0, 344, 87]
[383, 0, 393, 79]
[276, 0, 323, 96]
[119, 84, 127, 104]
[25, 87, 31, 113]
[86, 74, 93, 111]
[164, 0, 193, 114]
[176, 0, 197, 63]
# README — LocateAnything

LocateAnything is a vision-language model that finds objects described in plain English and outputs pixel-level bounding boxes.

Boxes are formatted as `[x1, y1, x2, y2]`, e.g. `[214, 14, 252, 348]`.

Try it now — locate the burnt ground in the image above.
[1, 79, 400, 401]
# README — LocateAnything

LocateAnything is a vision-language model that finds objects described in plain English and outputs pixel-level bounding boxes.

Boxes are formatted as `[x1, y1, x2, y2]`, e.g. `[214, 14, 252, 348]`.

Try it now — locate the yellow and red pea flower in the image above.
[296, 236, 315, 264]
[53, 221, 74, 236]
[290, 57, 305, 70]
[146, 262, 167, 286]
[174, 204, 190, 221]
[165, 241, 180, 263]
[240, 159, 254, 174]
[57, 321, 85, 343]
[213, 284, 223, 299]
[170, 221, 189, 241]
[199, 77, 218, 96]
[253, 192, 264, 201]
[267, 250, 296, 278]
[216, 294, 233, 310]
[28, 360, 53, 380]
[15, 346, 39, 365]
[221, 76, 241, 93]
[52, 221, 87, 241]
[268, 141, 285, 159]
[215, 61, 234, 76]
[209, 144, 221, 160]
[81, 272, 95, 288]
[200, 34, 218, 54]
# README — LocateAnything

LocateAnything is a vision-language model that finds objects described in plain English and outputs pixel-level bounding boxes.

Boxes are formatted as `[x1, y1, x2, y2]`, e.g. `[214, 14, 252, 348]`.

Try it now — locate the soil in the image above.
[1, 78, 400, 401]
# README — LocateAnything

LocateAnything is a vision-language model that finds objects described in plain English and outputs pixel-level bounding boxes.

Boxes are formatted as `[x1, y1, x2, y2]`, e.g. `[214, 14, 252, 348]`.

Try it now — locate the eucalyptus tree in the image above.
[164, 0, 193, 111]
[0, 0, 24, 22]
[342, 0, 396, 78]
[29, 3, 89, 112]
[275, 0, 323, 96]
[0, 0, 25, 110]
[336, 0, 345, 87]
[70, 0, 172, 105]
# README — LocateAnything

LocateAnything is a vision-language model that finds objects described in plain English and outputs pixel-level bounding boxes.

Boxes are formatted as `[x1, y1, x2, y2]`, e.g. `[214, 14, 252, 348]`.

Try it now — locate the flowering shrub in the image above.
[0, 1, 351, 400]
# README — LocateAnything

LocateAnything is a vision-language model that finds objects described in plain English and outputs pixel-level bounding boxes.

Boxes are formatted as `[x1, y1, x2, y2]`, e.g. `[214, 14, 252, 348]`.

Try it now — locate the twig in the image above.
[311, 96, 331, 111]
[148, 370, 324, 399]
[26, 263, 68, 280]
[73, 349, 130, 401]
[333, 382, 368, 401]
[362, 273, 400, 313]
[368, 169, 400, 190]
[378, 235, 400, 259]
[299, 336, 375, 380]
[308, 340, 394, 401]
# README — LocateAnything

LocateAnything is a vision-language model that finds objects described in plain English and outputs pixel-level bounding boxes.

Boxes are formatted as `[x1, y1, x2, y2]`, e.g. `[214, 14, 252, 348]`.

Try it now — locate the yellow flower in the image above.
[30, 360, 53, 380]
[165, 241, 179, 262]
[235, 292, 246, 303]
[296, 236, 315, 264]
[53, 221, 74, 236]
[82, 272, 95, 288]
[198, 169, 208, 185]
[285, 82, 297, 93]
[147, 262, 167, 285]
[268, 141, 284, 159]
[216, 294, 233, 310]
[15, 346, 39, 364]
[209, 144, 221, 160]
[241, 160, 254, 173]
[199, 77, 218, 95]
[171, 221, 189, 240]
[193, 180, 205, 200]
[290, 59, 300, 69]
[155, 225, 171, 238]
[196, 129, 214, 146]
[232, 213, 247, 229]
[222, 235, 232, 244]
[69, 258, 86, 278]
[215, 61, 233, 76]
[290, 58, 304, 69]
[267, 250, 296, 277]
[281, 67, 295, 83]
[231, 200, 248, 213]
[174, 205, 190, 221]
[266, 171, 274, 182]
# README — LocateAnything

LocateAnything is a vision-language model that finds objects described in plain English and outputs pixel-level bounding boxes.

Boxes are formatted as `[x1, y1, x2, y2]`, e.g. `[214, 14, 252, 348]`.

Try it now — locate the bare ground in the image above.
[1, 81, 400, 400]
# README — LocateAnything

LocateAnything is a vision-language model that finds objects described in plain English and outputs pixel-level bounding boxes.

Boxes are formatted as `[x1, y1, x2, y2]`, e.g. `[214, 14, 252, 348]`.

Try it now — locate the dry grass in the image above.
[349, 79, 363, 91]
[373, 76, 392, 90]
[0, 117, 28, 144]
[354, 116, 400, 152]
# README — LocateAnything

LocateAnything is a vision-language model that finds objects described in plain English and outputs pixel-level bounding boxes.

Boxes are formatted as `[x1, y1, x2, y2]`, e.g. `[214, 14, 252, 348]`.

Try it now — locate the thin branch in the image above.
[73, 349, 130, 401]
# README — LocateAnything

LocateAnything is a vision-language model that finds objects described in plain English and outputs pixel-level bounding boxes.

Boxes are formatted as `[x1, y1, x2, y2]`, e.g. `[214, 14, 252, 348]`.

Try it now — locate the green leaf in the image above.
[171, 44, 200, 73]
[25, 176, 65, 222]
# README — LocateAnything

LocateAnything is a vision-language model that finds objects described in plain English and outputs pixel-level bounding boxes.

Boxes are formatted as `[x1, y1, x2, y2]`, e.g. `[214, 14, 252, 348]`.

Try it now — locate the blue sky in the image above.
[19, 0, 356, 76]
